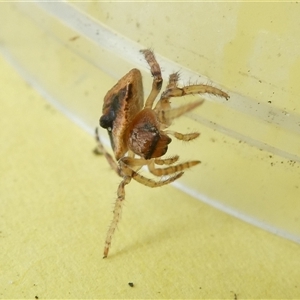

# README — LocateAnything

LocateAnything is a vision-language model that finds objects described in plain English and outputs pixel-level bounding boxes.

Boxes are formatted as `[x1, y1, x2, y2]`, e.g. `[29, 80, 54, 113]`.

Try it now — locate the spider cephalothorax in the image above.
[95, 49, 229, 257]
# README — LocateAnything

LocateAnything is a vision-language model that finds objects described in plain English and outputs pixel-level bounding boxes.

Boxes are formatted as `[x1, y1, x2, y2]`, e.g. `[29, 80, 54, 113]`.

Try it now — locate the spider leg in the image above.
[154, 155, 179, 165]
[155, 72, 181, 113]
[160, 84, 229, 101]
[140, 49, 163, 109]
[157, 100, 204, 125]
[94, 127, 120, 176]
[132, 171, 184, 187]
[120, 157, 184, 187]
[166, 72, 180, 89]
[164, 130, 200, 142]
[154, 83, 229, 114]
[148, 159, 201, 177]
[103, 156, 185, 257]
[103, 176, 131, 258]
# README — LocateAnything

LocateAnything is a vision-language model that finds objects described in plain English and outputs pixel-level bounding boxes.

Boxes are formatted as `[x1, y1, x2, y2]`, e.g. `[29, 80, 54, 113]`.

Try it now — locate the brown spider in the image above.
[95, 49, 229, 258]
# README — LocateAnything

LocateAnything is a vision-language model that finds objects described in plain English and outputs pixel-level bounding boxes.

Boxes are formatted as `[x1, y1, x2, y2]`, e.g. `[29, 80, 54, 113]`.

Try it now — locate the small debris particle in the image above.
[35, 296, 39, 299]
[268, 100, 272, 104]
[69, 35, 80, 41]
[128, 282, 134, 287]
[230, 291, 238, 300]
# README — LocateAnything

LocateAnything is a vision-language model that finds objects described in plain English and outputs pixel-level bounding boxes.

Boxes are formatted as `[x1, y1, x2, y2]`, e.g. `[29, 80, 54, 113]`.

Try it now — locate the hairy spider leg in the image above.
[120, 157, 185, 185]
[147, 159, 200, 177]
[164, 130, 200, 142]
[140, 49, 163, 109]
[155, 81, 229, 114]
[157, 99, 204, 126]
[122, 156, 200, 177]
[153, 72, 180, 113]
[154, 155, 180, 165]
[154, 81, 229, 139]
[103, 175, 131, 258]
[103, 157, 184, 258]
[166, 72, 180, 89]
[160, 83, 229, 104]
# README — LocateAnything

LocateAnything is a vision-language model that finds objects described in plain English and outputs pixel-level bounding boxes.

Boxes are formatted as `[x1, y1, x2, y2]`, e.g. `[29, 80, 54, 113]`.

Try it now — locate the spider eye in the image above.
[99, 110, 115, 129]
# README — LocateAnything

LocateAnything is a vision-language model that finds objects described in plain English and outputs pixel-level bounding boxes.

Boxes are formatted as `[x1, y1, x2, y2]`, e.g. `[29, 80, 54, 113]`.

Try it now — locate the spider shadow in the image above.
[108, 215, 193, 259]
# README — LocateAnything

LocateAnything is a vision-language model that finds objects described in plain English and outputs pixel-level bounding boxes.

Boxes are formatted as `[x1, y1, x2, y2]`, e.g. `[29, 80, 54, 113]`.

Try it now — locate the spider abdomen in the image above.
[127, 108, 171, 159]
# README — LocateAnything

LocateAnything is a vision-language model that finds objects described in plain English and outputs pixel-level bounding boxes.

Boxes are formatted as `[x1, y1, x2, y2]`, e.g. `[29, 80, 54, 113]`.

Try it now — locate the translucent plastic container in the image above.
[1, 2, 299, 244]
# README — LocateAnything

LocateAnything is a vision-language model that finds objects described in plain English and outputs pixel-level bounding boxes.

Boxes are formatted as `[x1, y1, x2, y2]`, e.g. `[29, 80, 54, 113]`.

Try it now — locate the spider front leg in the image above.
[140, 49, 163, 109]
[154, 80, 229, 124]
[159, 83, 229, 104]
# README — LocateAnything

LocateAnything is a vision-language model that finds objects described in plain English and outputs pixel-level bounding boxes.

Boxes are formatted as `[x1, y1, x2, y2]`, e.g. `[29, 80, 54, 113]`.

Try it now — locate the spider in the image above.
[95, 49, 229, 258]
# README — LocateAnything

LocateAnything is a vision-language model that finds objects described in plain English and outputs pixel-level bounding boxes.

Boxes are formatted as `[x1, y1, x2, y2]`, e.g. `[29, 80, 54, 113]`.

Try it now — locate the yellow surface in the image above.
[1, 52, 300, 299]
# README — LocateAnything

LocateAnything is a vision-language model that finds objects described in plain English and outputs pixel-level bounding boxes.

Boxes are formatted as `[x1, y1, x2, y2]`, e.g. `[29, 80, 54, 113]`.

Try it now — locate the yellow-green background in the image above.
[1, 2, 300, 299]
